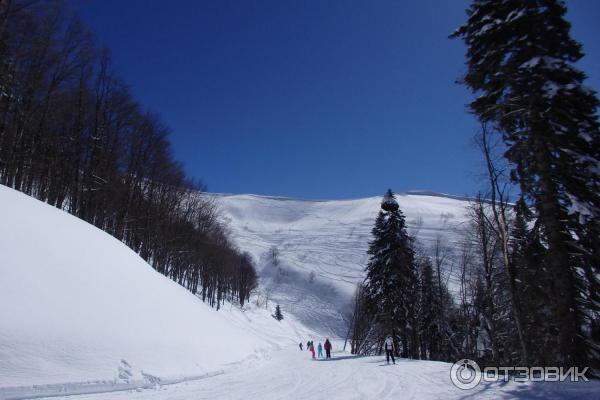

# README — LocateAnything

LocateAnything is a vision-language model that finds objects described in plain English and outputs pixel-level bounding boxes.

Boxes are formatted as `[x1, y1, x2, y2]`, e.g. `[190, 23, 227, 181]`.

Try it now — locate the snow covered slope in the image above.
[0, 185, 311, 390]
[38, 347, 600, 400]
[215, 192, 471, 336]
[3, 186, 598, 400]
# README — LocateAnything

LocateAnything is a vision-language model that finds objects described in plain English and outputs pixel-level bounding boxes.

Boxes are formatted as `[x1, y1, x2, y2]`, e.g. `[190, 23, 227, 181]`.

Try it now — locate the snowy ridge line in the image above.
[207, 190, 482, 203]
[402, 190, 485, 203]
[206, 192, 375, 202]
[0, 370, 225, 400]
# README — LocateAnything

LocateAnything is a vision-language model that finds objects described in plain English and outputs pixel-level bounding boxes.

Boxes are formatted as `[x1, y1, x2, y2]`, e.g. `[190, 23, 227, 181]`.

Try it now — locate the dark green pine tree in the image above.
[274, 304, 284, 321]
[452, 0, 600, 368]
[417, 257, 440, 360]
[363, 189, 419, 358]
[510, 198, 550, 365]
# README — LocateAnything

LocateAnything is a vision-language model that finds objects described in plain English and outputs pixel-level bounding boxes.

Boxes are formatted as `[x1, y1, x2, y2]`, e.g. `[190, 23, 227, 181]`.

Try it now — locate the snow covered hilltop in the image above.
[213, 191, 471, 336]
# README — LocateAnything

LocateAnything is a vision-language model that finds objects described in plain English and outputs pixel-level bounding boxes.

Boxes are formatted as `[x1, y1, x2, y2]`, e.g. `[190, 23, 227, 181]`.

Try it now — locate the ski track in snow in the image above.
[213, 193, 471, 336]
[33, 346, 600, 400]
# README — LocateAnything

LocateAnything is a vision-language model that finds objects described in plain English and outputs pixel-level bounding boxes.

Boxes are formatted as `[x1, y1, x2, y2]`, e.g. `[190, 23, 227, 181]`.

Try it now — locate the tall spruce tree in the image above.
[452, 0, 600, 367]
[510, 198, 549, 364]
[363, 189, 419, 358]
[417, 257, 439, 360]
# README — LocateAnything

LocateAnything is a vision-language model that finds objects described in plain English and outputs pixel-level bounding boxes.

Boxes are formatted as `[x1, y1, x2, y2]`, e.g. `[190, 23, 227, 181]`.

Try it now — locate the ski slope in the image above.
[31, 345, 600, 400]
[215, 192, 471, 336]
[2, 185, 598, 400]
[0, 185, 314, 396]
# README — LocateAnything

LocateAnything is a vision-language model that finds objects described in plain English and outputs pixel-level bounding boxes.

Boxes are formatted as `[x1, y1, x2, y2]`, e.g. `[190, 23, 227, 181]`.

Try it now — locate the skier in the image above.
[309, 341, 316, 359]
[324, 338, 332, 359]
[317, 342, 323, 358]
[306, 340, 310, 350]
[299, 342, 303, 351]
[384, 335, 395, 365]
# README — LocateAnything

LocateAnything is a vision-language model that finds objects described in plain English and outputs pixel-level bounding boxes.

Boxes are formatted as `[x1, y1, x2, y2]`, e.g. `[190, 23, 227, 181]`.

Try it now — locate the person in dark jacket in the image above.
[324, 339, 332, 358]
[299, 342, 303, 351]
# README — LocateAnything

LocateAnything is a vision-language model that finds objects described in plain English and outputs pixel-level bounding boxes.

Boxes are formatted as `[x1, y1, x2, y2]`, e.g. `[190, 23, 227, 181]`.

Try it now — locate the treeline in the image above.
[452, 0, 600, 370]
[351, 184, 599, 369]
[0, 1, 256, 308]
[350, 0, 600, 371]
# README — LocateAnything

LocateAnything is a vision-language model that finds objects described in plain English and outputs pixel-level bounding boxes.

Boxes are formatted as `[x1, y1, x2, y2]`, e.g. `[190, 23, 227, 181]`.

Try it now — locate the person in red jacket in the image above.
[324, 338, 332, 359]
[309, 341, 316, 359]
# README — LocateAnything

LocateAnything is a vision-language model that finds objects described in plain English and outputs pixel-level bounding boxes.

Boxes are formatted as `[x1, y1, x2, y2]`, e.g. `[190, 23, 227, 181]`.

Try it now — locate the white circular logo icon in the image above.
[450, 359, 481, 390]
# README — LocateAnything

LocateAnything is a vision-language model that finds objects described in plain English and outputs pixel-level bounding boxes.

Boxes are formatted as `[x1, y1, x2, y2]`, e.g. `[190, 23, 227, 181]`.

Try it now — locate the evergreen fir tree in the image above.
[510, 198, 550, 364]
[363, 189, 419, 358]
[417, 257, 439, 360]
[274, 304, 284, 321]
[452, 0, 600, 367]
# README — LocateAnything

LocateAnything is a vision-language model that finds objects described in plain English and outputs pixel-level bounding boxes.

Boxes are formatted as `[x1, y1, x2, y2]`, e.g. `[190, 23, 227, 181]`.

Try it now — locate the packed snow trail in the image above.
[35, 347, 600, 400]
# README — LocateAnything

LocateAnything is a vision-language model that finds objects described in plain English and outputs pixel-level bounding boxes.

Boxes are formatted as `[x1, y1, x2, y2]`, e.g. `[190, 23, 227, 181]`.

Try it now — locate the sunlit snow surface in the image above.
[2, 185, 599, 400]
[29, 346, 600, 400]
[0, 185, 313, 390]
[215, 192, 472, 336]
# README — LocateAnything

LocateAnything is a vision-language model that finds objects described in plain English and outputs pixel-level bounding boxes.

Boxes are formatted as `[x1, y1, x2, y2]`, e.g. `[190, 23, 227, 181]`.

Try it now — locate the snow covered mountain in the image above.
[214, 191, 472, 337]
[2, 185, 599, 400]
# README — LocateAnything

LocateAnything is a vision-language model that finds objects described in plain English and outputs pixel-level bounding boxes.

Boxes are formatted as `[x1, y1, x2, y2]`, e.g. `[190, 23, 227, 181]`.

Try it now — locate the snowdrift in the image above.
[0, 185, 286, 388]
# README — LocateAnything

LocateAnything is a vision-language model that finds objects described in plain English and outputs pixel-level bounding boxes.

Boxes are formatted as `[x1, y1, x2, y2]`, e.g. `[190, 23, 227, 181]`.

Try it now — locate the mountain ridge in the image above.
[208, 190, 479, 204]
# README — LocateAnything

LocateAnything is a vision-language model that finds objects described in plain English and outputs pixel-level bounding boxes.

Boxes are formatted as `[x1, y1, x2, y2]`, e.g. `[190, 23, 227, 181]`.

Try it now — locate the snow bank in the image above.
[0, 185, 298, 389]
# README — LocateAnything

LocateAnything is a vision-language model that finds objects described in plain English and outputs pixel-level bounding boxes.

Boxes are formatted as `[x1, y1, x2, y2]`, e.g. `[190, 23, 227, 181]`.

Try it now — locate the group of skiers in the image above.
[299, 339, 332, 359]
[298, 335, 395, 365]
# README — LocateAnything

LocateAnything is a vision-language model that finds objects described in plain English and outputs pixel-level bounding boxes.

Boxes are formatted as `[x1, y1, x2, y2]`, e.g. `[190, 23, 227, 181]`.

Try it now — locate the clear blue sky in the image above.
[73, 0, 600, 199]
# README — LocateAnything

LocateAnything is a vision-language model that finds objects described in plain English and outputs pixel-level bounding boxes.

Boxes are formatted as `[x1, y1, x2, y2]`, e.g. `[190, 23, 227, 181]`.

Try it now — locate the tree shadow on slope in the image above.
[260, 261, 352, 337]
[454, 378, 600, 400]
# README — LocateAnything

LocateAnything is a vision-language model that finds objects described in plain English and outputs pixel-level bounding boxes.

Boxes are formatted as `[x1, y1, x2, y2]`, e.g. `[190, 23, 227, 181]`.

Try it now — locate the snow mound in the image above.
[0, 185, 301, 389]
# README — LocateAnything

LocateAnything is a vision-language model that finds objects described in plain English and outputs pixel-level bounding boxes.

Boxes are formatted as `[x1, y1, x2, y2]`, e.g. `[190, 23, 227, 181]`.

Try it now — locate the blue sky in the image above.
[74, 0, 600, 199]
